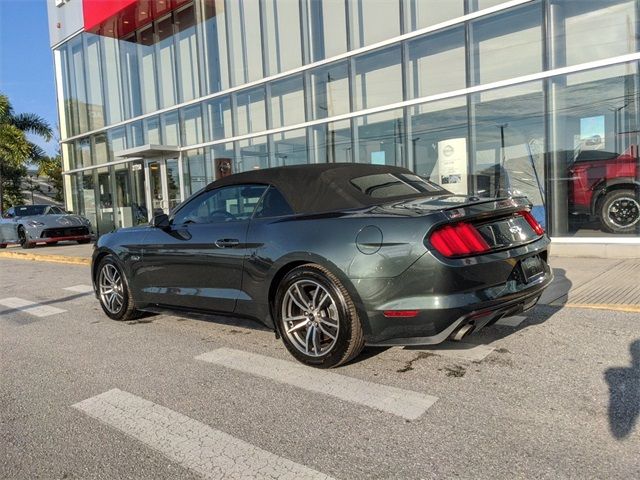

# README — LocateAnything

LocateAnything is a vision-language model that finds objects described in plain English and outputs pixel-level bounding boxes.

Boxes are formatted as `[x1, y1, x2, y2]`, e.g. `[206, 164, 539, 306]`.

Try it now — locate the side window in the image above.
[49, 206, 64, 214]
[254, 187, 294, 218]
[172, 185, 267, 225]
[3, 208, 14, 219]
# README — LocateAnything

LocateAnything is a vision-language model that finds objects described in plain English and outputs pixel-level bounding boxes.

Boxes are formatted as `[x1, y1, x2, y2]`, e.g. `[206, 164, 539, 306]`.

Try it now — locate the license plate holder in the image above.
[520, 255, 545, 283]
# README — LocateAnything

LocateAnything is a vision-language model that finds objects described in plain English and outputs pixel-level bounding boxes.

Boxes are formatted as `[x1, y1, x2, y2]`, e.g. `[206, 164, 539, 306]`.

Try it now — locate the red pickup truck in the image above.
[569, 145, 639, 234]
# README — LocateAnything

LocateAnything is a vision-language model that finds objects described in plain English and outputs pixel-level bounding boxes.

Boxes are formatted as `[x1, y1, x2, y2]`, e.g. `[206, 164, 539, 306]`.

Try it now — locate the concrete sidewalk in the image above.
[1, 242, 639, 311]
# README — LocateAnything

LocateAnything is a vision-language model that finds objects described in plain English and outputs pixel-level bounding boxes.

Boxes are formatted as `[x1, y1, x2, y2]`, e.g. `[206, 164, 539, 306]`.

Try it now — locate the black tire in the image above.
[599, 189, 640, 234]
[274, 264, 364, 368]
[77, 239, 91, 244]
[18, 226, 34, 249]
[96, 255, 142, 321]
[49, 241, 58, 246]
[0, 244, 6, 249]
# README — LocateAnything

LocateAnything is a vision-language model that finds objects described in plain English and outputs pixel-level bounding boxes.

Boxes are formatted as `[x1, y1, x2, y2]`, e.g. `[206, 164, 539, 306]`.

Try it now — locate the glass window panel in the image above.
[202, 0, 230, 93]
[157, 15, 178, 108]
[120, 34, 142, 118]
[236, 87, 267, 136]
[410, 97, 468, 187]
[310, 61, 350, 120]
[162, 111, 181, 146]
[94, 133, 109, 165]
[182, 104, 204, 146]
[308, 0, 348, 61]
[470, 2, 543, 86]
[408, 26, 466, 99]
[272, 128, 309, 166]
[550, 0, 637, 69]
[211, 143, 236, 178]
[237, 136, 269, 171]
[311, 120, 353, 163]
[205, 95, 232, 141]
[100, 36, 123, 124]
[85, 36, 105, 130]
[403, 0, 465, 31]
[471, 82, 545, 216]
[175, 5, 200, 102]
[549, 63, 639, 237]
[354, 46, 403, 110]
[109, 127, 127, 157]
[183, 148, 215, 197]
[96, 167, 115, 235]
[69, 37, 89, 134]
[356, 109, 405, 166]
[349, 0, 401, 49]
[128, 120, 145, 147]
[270, 75, 305, 128]
[471, 0, 509, 11]
[139, 25, 159, 113]
[76, 138, 92, 168]
[145, 116, 162, 144]
[82, 170, 97, 231]
[227, 0, 264, 85]
[264, 0, 302, 74]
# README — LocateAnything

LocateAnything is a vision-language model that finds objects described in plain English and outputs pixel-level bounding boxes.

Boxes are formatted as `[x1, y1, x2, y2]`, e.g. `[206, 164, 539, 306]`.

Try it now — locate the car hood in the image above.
[19, 214, 89, 227]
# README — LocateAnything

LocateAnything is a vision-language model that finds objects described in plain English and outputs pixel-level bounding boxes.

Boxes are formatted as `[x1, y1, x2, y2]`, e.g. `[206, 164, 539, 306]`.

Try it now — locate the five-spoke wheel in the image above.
[275, 264, 364, 368]
[600, 189, 640, 234]
[96, 255, 141, 321]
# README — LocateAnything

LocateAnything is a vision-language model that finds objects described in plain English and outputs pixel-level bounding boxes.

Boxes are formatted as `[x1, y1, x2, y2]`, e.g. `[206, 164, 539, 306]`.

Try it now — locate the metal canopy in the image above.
[114, 144, 180, 159]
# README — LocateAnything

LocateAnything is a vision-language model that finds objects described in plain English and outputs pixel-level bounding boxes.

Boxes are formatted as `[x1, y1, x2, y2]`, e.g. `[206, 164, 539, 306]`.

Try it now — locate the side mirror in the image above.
[151, 213, 170, 229]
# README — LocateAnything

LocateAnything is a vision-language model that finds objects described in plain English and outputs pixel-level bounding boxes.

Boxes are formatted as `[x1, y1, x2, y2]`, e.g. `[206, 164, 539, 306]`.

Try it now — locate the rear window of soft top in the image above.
[350, 173, 445, 199]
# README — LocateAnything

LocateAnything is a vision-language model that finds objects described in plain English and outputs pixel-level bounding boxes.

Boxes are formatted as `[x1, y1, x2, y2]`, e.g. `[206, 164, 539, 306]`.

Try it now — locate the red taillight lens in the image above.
[519, 211, 545, 235]
[429, 222, 490, 258]
[383, 310, 420, 318]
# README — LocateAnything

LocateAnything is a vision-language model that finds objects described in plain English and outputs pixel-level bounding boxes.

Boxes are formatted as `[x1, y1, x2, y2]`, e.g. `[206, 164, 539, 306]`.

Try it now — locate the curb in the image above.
[0, 251, 90, 266]
[563, 303, 640, 314]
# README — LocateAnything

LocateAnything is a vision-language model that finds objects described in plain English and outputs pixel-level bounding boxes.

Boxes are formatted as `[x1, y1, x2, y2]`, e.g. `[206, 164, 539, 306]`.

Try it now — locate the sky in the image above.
[0, 0, 58, 156]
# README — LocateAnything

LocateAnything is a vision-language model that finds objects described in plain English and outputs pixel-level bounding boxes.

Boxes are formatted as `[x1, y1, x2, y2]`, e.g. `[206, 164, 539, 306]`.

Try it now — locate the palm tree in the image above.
[0, 93, 53, 213]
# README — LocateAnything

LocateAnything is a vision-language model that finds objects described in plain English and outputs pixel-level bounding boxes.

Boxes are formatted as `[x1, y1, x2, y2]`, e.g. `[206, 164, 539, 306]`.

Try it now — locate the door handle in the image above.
[215, 238, 240, 248]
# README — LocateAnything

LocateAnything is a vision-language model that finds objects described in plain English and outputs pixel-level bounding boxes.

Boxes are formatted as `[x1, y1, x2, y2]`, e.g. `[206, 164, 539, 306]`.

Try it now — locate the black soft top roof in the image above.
[205, 163, 417, 214]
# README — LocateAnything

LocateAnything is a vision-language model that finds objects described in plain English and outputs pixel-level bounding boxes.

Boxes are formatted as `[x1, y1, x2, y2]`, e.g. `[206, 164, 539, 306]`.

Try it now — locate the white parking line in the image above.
[196, 348, 438, 420]
[0, 297, 66, 317]
[63, 284, 94, 294]
[495, 315, 526, 327]
[411, 342, 495, 362]
[73, 389, 333, 480]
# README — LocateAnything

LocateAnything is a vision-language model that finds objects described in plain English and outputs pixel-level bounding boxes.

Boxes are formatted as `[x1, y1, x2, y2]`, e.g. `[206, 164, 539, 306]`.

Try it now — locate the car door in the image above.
[138, 184, 268, 313]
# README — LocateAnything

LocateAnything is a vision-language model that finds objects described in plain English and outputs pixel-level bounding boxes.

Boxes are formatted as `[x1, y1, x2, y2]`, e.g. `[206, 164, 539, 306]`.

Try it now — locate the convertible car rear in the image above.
[92, 163, 552, 367]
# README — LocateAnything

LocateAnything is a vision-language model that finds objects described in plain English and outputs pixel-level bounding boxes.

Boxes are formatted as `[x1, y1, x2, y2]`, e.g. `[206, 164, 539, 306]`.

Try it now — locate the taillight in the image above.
[429, 222, 490, 258]
[519, 211, 545, 235]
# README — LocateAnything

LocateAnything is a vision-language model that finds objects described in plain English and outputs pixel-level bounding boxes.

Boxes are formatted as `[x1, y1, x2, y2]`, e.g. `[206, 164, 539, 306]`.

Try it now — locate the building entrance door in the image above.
[144, 156, 184, 220]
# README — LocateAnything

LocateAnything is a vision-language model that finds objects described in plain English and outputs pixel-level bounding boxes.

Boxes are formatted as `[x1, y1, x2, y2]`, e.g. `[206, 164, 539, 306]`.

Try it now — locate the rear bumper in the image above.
[354, 237, 553, 346]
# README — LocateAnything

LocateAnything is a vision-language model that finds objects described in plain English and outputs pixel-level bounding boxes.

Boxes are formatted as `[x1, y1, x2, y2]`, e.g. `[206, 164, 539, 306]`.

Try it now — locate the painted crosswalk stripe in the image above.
[411, 342, 494, 362]
[196, 348, 437, 420]
[0, 297, 66, 317]
[495, 315, 526, 327]
[73, 389, 333, 480]
[63, 284, 94, 293]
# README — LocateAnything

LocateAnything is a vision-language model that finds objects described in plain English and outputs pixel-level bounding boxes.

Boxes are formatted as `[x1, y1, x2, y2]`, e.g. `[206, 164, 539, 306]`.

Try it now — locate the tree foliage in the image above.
[0, 93, 53, 212]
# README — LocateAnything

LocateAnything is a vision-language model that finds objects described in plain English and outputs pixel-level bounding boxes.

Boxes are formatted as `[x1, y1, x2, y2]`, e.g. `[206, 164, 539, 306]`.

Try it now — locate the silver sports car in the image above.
[0, 204, 92, 249]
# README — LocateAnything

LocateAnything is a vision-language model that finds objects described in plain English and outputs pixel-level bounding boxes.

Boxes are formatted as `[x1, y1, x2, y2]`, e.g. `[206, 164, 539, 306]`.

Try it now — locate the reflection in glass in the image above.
[145, 116, 162, 145]
[184, 148, 215, 196]
[312, 120, 353, 164]
[310, 62, 350, 120]
[238, 136, 269, 171]
[236, 87, 267, 136]
[139, 25, 159, 113]
[349, 0, 401, 48]
[270, 75, 305, 128]
[356, 110, 405, 166]
[408, 26, 466, 99]
[410, 97, 468, 190]
[157, 15, 178, 108]
[308, 0, 348, 61]
[264, 0, 302, 74]
[96, 167, 115, 235]
[227, 0, 264, 85]
[175, 4, 200, 102]
[354, 46, 403, 110]
[101, 35, 123, 124]
[166, 158, 181, 211]
[162, 111, 180, 146]
[202, 0, 230, 93]
[211, 143, 236, 178]
[120, 34, 142, 118]
[470, 2, 542, 85]
[181, 104, 204, 146]
[272, 128, 309, 166]
[403, 0, 465, 31]
[94, 134, 109, 164]
[205, 96, 232, 141]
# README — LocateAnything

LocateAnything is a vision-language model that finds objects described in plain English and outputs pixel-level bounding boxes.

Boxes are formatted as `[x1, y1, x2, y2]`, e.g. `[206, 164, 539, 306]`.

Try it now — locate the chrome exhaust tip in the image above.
[450, 322, 475, 341]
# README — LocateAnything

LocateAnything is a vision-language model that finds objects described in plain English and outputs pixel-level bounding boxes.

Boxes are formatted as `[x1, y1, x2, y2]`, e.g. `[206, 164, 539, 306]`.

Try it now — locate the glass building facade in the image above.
[51, 0, 640, 239]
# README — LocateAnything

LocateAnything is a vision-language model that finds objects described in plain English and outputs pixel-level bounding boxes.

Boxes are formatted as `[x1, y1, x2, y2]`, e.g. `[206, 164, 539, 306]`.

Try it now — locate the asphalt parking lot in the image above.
[1, 258, 639, 479]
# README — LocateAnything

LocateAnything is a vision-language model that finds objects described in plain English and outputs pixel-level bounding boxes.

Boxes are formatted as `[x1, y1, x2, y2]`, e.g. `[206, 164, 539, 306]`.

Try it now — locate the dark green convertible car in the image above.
[92, 164, 552, 367]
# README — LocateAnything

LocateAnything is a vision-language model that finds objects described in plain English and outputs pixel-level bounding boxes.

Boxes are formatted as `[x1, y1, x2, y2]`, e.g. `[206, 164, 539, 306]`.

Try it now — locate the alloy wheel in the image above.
[99, 263, 125, 315]
[608, 197, 640, 228]
[281, 279, 340, 357]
